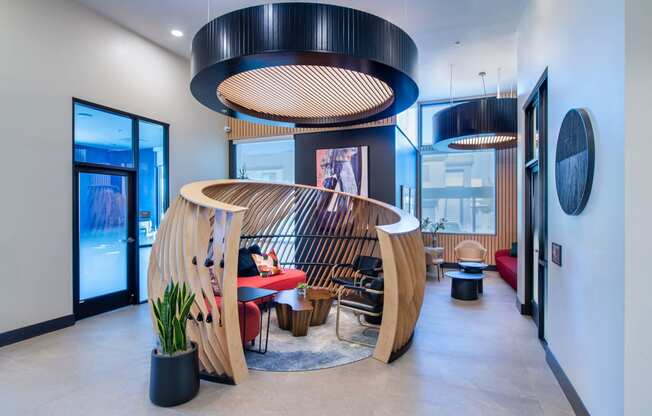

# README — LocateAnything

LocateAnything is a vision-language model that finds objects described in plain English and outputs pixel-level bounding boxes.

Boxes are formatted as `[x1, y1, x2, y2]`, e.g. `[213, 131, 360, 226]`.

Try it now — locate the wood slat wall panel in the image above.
[422, 147, 517, 265]
[226, 116, 396, 140]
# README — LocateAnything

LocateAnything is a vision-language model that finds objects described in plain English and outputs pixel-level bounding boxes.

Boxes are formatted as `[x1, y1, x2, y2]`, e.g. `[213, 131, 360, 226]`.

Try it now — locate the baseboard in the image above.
[388, 332, 414, 363]
[0, 315, 75, 348]
[516, 298, 532, 315]
[543, 342, 590, 416]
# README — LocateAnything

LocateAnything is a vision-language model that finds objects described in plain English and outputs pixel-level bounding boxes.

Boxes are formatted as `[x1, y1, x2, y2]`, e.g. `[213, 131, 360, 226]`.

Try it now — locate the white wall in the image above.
[0, 0, 227, 333]
[624, 0, 652, 414]
[516, 0, 625, 414]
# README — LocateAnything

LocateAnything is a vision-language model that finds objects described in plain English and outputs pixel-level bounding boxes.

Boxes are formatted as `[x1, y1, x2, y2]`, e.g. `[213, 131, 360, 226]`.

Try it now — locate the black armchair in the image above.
[335, 275, 384, 347]
[331, 255, 382, 287]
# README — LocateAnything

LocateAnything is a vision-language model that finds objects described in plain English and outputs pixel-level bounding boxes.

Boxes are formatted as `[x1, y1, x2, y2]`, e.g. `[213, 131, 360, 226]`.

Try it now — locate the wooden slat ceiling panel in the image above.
[217, 65, 394, 122]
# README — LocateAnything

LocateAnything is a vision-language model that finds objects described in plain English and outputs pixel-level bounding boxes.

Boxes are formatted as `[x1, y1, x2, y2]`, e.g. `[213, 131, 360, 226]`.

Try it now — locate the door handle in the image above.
[125, 237, 136, 243]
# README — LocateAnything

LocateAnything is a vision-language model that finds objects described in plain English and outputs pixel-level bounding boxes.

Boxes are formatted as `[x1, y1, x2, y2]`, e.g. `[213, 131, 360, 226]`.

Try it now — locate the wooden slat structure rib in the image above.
[148, 180, 425, 381]
[422, 147, 517, 265]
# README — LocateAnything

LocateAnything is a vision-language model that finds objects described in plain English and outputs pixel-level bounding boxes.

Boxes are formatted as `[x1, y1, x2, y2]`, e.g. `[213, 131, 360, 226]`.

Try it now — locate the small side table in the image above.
[458, 261, 488, 293]
[446, 271, 484, 301]
[275, 289, 314, 337]
[238, 286, 278, 354]
[307, 287, 334, 326]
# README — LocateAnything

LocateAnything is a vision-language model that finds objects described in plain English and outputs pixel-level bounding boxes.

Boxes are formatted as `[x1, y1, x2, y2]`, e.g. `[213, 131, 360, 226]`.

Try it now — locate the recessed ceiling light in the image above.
[171, 29, 184, 38]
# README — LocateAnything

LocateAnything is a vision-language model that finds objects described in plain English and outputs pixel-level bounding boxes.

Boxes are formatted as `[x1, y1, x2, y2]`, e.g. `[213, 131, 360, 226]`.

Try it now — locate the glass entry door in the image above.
[74, 168, 136, 318]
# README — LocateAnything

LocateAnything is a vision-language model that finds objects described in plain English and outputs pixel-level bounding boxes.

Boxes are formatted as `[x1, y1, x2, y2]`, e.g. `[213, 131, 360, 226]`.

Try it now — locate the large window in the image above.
[234, 137, 295, 183]
[74, 102, 134, 167]
[419, 99, 496, 235]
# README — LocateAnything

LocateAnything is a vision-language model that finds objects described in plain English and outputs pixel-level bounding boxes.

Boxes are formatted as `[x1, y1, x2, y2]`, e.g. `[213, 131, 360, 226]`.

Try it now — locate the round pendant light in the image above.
[190, 3, 419, 128]
[433, 97, 517, 152]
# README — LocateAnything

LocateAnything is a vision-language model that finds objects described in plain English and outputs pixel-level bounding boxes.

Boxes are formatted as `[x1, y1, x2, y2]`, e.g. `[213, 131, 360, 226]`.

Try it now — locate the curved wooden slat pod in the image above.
[148, 180, 425, 383]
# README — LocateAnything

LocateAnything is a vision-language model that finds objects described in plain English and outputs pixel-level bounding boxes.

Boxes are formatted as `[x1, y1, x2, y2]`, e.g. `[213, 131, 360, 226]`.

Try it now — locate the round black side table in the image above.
[446, 271, 484, 301]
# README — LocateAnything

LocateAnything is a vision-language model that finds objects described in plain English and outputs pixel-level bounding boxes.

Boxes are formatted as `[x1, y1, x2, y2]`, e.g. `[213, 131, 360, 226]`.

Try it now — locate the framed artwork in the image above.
[551, 242, 562, 266]
[316, 146, 368, 197]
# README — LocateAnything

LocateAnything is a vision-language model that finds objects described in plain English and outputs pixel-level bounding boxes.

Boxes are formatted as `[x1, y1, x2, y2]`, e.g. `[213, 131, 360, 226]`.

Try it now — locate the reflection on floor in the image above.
[0, 272, 573, 415]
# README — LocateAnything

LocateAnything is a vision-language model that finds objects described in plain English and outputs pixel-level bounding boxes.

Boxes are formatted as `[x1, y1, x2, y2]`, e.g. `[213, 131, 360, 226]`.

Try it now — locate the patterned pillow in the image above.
[251, 249, 282, 277]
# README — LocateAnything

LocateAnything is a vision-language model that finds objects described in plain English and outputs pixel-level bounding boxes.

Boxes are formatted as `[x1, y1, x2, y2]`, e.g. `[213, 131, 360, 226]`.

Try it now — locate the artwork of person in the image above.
[316, 146, 367, 196]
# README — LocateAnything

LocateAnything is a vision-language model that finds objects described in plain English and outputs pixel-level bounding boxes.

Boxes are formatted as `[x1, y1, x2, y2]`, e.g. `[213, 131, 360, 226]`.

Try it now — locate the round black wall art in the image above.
[555, 108, 595, 215]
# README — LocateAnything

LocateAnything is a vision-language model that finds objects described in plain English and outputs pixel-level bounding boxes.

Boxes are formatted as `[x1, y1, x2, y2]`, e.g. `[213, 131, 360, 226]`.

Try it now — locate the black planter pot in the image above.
[149, 342, 200, 407]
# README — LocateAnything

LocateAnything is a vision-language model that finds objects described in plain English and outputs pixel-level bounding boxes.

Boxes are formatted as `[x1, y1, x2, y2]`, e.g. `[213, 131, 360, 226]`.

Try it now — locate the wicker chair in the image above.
[454, 240, 487, 263]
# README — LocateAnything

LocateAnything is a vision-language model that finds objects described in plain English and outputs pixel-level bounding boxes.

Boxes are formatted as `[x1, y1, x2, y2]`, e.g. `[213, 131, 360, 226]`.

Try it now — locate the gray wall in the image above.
[0, 0, 227, 333]
[517, 0, 625, 414]
[624, 0, 652, 413]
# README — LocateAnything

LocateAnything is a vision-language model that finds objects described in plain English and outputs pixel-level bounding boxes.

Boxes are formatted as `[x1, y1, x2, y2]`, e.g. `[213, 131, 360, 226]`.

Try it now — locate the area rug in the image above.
[244, 305, 377, 372]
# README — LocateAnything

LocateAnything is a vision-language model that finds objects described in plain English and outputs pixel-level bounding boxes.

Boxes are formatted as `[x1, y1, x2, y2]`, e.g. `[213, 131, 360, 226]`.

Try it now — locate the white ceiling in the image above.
[75, 0, 527, 101]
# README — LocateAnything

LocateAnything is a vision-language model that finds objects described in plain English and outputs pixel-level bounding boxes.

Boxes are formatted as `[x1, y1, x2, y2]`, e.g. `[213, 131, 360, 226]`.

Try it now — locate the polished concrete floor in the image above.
[0, 272, 574, 415]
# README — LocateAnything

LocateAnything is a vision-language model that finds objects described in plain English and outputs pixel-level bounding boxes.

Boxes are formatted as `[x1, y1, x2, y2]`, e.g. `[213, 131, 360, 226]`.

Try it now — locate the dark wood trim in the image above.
[543, 342, 590, 416]
[388, 332, 414, 363]
[523, 70, 548, 341]
[228, 140, 236, 179]
[523, 68, 548, 110]
[0, 315, 75, 348]
[199, 371, 236, 385]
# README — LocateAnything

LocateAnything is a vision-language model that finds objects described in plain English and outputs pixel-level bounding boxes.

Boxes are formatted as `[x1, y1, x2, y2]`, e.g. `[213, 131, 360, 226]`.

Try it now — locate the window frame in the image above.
[229, 136, 295, 183]
[72, 98, 170, 307]
[418, 95, 498, 236]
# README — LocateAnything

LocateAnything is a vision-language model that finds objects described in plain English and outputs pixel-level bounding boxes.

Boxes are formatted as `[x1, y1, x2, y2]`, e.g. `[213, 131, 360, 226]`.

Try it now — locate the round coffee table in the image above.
[458, 262, 488, 293]
[445, 271, 484, 301]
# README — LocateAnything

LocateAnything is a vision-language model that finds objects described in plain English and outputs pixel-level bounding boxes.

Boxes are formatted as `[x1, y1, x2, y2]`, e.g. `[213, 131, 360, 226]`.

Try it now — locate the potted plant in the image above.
[297, 282, 309, 296]
[421, 217, 446, 247]
[149, 281, 199, 407]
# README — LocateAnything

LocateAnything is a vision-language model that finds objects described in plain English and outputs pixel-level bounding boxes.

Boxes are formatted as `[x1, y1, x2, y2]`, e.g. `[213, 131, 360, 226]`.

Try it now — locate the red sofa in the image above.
[495, 249, 517, 291]
[212, 269, 307, 343]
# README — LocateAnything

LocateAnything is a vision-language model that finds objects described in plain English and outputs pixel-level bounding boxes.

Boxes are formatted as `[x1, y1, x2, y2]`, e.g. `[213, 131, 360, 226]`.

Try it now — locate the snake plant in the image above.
[151, 281, 196, 355]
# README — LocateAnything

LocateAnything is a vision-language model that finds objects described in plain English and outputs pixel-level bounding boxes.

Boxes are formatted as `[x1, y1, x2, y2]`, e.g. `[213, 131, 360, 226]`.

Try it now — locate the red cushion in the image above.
[495, 251, 517, 291]
[237, 268, 307, 291]
[205, 297, 261, 343]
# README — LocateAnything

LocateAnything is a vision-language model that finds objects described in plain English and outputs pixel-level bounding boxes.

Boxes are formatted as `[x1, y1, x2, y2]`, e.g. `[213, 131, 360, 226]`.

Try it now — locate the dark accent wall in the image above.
[294, 125, 397, 205]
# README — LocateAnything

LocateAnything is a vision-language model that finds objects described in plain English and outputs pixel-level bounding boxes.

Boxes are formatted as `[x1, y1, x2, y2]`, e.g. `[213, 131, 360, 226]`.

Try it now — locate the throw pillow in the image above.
[237, 247, 259, 277]
[252, 249, 282, 277]
[509, 242, 517, 257]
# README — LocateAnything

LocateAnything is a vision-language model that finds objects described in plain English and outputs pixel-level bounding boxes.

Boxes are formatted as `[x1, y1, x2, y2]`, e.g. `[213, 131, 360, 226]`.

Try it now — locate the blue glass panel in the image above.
[78, 172, 129, 300]
[74, 103, 134, 167]
[138, 120, 166, 302]
[138, 120, 165, 246]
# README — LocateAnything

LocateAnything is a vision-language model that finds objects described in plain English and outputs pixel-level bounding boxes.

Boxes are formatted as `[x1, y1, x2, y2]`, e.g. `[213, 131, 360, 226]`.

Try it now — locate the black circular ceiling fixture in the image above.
[432, 97, 517, 152]
[190, 2, 419, 128]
